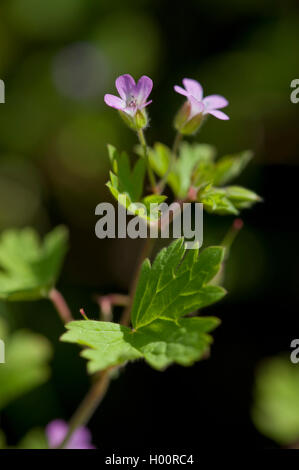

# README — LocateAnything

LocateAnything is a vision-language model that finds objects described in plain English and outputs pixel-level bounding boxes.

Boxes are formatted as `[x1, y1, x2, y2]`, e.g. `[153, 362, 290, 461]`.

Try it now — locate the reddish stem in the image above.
[49, 288, 73, 324]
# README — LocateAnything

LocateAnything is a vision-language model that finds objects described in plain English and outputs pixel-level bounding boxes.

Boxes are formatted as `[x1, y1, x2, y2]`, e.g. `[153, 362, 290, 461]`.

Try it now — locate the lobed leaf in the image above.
[61, 316, 220, 373]
[61, 239, 225, 373]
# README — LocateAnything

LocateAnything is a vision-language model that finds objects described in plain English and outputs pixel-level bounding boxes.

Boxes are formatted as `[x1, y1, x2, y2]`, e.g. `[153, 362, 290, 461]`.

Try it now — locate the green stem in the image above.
[172, 131, 183, 156]
[120, 237, 155, 326]
[157, 132, 182, 194]
[221, 218, 244, 259]
[137, 129, 157, 193]
[96, 294, 129, 321]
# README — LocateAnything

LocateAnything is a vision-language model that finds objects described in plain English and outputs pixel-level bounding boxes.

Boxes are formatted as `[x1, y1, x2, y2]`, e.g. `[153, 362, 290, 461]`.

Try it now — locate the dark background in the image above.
[0, 0, 298, 450]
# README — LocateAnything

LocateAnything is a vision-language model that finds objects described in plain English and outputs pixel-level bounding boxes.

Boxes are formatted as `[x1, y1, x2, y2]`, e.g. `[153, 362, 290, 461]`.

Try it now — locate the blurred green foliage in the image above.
[0, 226, 68, 300]
[0, 318, 52, 410]
[252, 356, 299, 446]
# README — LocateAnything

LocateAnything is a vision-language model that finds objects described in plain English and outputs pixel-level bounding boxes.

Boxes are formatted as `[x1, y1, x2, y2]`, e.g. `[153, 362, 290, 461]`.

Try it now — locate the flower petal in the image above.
[46, 420, 68, 448]
[182, 78, 203, 100]
[203, 94, 228, 110]
[115, 74, 135, 100]
[135, 76, 153, 104]
[174, 85, 189, 97]
[68, 427, 95, 449]
[207, 109, 230, 120]
[104, 94, 126, 110]
[189, 95, 204, 118]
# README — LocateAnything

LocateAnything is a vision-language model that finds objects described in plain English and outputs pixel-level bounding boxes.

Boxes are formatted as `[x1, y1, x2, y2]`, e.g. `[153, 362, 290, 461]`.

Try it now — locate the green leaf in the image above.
[142, 194, 168, 221]
[224, 186, 262, 208]
[199, 185, 261, 215]
[107, 145, 165, 221]
[62, 321, 142, 373]
[199, 187, 239, 215]
[145, 142, 216, 199]
[0, 321, 52, 410]
[0, 226, 68, 301]
[61, 239, 225, 372]
[131, 239, 225, 329]
[252, 356, 299, 445]
[107, 145, 146, 202]
[62, 316, 220, 373]
[213, 150, 253, 186]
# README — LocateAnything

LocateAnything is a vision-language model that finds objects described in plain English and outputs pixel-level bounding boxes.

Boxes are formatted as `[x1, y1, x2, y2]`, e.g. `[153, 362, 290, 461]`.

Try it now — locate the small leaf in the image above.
[199, 185, 261, 215]
[145, 142, 216, 199]
[107, 145, 146, 202]
[107, 145, 164, 222]
[213, 150, 253, 186]
[142, 194, 168, 221]
[224, 186, 262, 207]
[0, 226, 68, 301]
[199, 187, 239, 215]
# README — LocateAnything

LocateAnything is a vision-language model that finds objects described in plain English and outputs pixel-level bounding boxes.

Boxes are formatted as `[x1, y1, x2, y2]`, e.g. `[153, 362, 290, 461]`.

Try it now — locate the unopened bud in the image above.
[135, 109, 148, 130]
[174, 102, 204, 135]
[174, 101, 191, 130]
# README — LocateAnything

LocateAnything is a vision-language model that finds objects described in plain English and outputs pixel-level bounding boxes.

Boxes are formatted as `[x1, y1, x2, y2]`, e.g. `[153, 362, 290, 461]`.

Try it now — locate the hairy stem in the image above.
[95, 293, 129, 322]
[120, 237, 155, 326]
[58, 370, 110, 449]
[172, 131, 183, 156]
[60, 237, 155, 448]
[157, 131, 182, 194]
[49, 288, 73, 324]
[137, 129, 157, 193]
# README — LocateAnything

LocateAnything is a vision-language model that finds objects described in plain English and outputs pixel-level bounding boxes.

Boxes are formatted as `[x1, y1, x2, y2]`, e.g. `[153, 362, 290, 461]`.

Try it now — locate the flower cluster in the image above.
[104, 74, 229, 134]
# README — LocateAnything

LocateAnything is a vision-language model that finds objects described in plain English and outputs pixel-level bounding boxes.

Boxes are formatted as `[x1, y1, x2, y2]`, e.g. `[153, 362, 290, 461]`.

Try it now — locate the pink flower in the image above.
[174, 78, 229, 120]
[104, 74, 153, 116]
[46, 419, 95, 449]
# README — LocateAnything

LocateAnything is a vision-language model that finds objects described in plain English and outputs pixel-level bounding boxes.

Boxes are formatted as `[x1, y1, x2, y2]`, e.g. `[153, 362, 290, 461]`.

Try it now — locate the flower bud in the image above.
[135, 109, 148, 130]
[174, 101, 204, 135]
